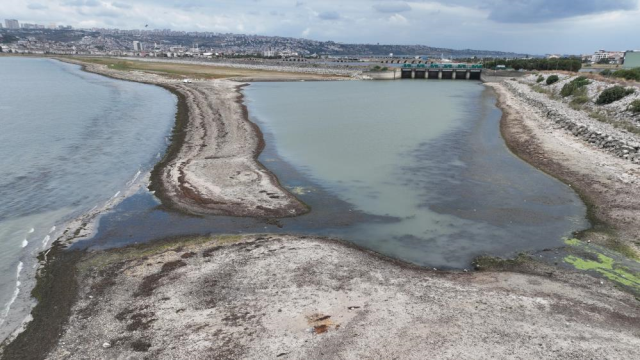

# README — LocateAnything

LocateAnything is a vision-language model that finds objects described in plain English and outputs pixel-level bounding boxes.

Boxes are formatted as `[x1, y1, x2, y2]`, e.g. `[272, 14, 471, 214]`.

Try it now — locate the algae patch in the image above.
[563, 238, 640, 292]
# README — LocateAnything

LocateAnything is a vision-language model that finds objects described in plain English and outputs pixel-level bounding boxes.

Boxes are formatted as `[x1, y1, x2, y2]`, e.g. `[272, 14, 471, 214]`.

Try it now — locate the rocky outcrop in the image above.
[504, 80, 640, 163]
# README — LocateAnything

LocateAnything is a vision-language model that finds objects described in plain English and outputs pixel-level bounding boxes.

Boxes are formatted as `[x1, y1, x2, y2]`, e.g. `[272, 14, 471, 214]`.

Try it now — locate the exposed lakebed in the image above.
[78, 80, 589, 270]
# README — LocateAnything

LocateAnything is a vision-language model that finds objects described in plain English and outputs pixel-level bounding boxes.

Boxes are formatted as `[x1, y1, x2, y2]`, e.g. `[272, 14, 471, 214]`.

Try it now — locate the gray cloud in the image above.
[27, 3, 48, 10]
[63, 0, 101, 7]
[111, 2, 132, 9]
[318, 10, 340, 20]
[445, 0, 638, 23]
[373, 2, 411, 13]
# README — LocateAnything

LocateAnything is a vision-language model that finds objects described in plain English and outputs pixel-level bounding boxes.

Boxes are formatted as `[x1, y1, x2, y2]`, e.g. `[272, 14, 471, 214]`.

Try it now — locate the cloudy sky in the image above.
[3, 0, 640, 54]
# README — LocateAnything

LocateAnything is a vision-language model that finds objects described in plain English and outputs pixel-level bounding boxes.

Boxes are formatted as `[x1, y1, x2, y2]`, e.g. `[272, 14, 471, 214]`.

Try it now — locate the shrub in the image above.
[596, 86, 635, 105]
[571, 95, 590, 105]
[560, 76, 591, 97]
[536, 75, 544, 83]
[611, 68, 640, 81]
[546, 75, 559, 85]
[628, 99, 640, 113]
[600, 69, 612, 76]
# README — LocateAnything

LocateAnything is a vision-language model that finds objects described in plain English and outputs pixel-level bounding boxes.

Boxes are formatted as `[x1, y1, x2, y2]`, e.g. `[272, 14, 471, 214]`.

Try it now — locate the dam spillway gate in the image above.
[370, 64, 482, 81]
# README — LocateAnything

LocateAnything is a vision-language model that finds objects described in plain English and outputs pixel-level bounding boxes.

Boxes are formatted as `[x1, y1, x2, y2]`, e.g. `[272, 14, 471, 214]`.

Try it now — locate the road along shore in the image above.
[487, 79, 640, 258]
[60, 59, 311, 218]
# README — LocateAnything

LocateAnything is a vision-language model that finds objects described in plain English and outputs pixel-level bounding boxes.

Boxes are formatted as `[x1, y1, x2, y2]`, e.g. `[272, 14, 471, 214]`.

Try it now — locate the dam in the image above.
[367, 63, 483, 80]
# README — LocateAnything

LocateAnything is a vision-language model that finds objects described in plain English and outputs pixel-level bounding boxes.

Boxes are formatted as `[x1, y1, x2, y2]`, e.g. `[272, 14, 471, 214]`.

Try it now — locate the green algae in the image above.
[563, 238, 640, 292]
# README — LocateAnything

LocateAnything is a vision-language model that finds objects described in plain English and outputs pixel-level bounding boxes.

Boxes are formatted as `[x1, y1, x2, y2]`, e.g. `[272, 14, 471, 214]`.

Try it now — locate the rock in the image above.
[102, 342, 111, 349]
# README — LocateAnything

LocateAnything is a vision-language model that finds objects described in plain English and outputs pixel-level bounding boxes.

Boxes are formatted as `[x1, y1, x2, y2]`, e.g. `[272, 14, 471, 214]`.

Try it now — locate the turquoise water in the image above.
[0, 58, 176, 341]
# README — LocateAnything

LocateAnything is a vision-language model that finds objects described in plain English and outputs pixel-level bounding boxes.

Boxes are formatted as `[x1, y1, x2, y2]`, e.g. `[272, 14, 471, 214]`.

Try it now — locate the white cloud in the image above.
[388, 13, 408, 24]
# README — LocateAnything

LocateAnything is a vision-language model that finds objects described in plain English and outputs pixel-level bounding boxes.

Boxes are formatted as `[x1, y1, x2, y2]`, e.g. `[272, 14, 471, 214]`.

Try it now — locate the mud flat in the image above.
[487, 80, 640, 257]
[2, 235, 628, 359]
[61, 59, 309, 217]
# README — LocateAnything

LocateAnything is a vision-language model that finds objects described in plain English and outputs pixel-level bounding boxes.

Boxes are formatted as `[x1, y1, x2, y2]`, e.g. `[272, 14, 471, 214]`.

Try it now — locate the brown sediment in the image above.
[56, 57, 310, 218]
[487, 82, 640, 257]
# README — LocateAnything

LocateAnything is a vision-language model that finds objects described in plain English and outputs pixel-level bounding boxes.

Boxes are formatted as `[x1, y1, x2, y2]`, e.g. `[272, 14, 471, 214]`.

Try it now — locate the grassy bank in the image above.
[65, 57, 344, 80]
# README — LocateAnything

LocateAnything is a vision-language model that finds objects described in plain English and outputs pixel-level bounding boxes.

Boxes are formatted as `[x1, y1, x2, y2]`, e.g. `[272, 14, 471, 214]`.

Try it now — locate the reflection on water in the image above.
[80, 80, 588, 271]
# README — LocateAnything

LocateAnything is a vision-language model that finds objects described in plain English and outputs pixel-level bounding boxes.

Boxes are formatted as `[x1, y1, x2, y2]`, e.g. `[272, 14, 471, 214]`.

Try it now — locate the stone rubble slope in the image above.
[522, 73, 640, 125]
[504, 79, 640, 163]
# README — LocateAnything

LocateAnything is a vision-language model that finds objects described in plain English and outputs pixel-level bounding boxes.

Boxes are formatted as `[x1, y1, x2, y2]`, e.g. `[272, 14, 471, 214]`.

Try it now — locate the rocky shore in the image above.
[488, 79, 640, 257]
[504, 79, 640, 163]
[61, 59, 309, 218]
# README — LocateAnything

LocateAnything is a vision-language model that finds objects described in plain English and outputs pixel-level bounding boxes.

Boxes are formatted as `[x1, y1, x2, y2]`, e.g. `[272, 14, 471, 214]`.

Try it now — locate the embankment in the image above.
[487, 79, 640, 258]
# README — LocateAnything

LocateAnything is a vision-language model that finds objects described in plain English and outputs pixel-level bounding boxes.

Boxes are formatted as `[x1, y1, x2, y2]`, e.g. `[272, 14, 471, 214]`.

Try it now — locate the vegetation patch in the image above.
[536, 75, 545, 83]
[596, 86, 635, 105]
[611, 67, 640, 81]
[628, 99, 640, 114]
[560, 76, 591, 97]
[531, 84, 550, 94]
[563, 238, 640, 293]
[546, 75, 559, 85]
[369, 65, 389, 72]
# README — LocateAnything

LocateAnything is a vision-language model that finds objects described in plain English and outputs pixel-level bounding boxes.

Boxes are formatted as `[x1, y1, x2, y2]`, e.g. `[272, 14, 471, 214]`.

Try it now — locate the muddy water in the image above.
[80, 80, 588, 273]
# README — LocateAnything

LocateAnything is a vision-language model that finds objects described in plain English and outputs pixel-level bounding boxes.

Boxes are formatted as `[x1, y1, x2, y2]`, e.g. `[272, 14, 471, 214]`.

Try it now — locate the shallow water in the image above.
[80, 80, 588, 272]
[0, 58, 176, 341]
[245, 81, 589, 266]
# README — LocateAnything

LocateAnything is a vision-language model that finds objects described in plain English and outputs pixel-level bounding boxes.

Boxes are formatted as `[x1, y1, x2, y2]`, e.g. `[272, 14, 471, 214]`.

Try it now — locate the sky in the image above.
[2, 0, 640, 54]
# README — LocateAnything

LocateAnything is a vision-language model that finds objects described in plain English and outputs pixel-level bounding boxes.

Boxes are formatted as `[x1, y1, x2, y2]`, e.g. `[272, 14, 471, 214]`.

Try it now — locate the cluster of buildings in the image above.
[577, 49, 640, 68]
[3, 19, 72, 31]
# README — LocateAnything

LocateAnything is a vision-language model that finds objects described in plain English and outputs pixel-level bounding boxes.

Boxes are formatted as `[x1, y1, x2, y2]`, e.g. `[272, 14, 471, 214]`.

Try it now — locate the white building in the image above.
[133, 41, 142, 51]
[4, 19, 19, 29]
[591, 50, 625, 64]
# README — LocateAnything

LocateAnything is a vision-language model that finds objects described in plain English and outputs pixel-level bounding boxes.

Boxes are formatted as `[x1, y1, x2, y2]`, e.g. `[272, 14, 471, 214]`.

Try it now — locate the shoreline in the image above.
[487, 80, 640, 259]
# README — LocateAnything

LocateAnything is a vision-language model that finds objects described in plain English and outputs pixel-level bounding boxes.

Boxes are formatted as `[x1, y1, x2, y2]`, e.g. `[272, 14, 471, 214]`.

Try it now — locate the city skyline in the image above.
[1, 0, 639, 55]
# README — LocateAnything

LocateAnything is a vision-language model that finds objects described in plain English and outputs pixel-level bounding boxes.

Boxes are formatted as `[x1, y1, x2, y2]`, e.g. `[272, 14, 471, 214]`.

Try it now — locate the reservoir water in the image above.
[0, 58, 176, 341]
[80, 80, 589, 272]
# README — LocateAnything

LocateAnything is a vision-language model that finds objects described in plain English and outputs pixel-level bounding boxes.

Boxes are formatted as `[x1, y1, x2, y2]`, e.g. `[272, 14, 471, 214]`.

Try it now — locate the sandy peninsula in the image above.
[61, 58, 320, 218]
